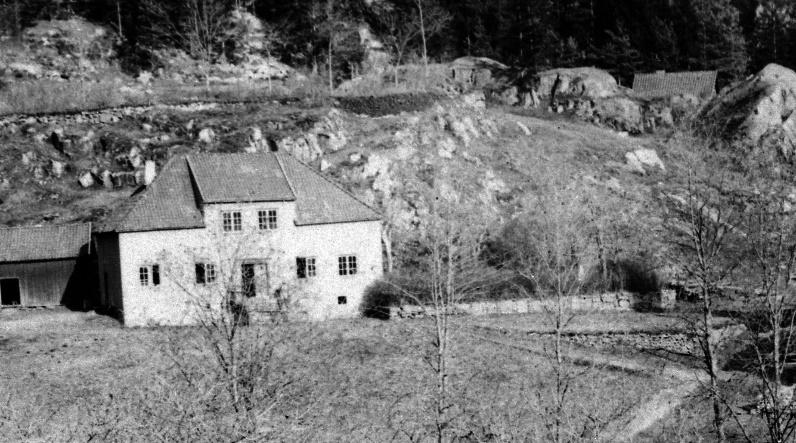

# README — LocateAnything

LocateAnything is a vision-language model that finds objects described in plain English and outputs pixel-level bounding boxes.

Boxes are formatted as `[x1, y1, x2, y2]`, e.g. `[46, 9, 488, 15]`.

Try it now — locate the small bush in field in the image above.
[361, 280, 402, 319]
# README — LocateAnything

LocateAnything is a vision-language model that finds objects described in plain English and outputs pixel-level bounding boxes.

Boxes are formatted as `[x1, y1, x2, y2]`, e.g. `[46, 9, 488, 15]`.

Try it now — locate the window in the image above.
[338, 255, 357, 276]
[139, 264, 160, 286]
[296, 257, 316, 279]
[338, 296, 347, 305]
[195, 263, 216, 284]
[258, 209, 278, 230]
[139, 267, 149, 286]
[222, 211, 242, 232]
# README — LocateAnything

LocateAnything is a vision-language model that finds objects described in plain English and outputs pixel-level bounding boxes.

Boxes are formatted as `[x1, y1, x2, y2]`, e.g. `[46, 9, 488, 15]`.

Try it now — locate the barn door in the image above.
[0, 278, 21, 306]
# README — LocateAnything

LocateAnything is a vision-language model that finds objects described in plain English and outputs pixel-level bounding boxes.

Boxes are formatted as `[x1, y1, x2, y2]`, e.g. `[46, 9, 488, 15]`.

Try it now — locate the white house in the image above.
[94, 152, 383, 327]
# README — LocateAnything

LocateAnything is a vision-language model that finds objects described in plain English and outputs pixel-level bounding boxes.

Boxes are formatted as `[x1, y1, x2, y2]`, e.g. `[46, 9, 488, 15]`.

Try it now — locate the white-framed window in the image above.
[258, 209, 278, 230]
[195, 263, 217, 284]
[296, 257, 316, 279]
[338, 255, 357, 276]
[222, 211, 242, 232]
[139, 264, 160, 286]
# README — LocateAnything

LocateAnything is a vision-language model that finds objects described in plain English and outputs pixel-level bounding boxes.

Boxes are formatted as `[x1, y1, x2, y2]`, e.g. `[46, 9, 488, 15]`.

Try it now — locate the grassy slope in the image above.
[0, 308, 673, 441]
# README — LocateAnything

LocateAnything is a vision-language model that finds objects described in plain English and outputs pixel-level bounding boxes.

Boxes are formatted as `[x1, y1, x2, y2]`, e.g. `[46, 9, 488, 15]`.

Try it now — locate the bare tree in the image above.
[509, 182, 603, 442]
[311, 0, 355, 92]
[738, 172, 796, 442]
[390, 163, 501, 441]
[413, 0, 451, 81]
[663, 169, 744, 443]
[142, 0, 231, 86]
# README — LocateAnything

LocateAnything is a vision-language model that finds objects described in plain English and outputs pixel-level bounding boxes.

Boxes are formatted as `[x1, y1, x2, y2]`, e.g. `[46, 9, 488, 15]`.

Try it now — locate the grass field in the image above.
[0, 308, 690, 442]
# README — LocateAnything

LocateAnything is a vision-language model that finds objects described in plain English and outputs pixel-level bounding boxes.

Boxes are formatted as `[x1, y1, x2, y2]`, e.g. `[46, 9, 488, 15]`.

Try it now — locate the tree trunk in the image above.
[416, 0, 428, 81]
[328, 39, 334, 92]
[703, 287, 726, 442]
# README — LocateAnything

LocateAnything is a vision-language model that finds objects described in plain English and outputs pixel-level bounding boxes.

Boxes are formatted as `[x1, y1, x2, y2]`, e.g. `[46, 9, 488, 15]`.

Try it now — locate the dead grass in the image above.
[0, 308, 675, 441]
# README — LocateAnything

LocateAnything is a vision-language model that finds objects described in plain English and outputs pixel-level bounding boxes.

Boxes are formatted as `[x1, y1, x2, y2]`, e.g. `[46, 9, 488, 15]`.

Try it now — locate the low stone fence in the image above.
[390, 290, 676, 319]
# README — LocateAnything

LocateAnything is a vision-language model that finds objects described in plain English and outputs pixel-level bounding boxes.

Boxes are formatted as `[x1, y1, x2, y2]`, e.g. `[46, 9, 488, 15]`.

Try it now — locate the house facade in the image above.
[95, 152, 382, 327]
[0, 223, 93, 308]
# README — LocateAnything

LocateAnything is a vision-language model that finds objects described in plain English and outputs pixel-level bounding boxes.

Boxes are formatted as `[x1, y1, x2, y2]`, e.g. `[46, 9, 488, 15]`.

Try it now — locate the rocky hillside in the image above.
[699, 63, 796, 160]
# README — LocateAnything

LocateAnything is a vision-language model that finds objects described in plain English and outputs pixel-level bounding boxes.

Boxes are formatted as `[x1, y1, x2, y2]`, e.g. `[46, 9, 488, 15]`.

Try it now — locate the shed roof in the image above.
[98, 152, 380, 233]
[632, 70, 717, 98]
[0, 223, 91, 262]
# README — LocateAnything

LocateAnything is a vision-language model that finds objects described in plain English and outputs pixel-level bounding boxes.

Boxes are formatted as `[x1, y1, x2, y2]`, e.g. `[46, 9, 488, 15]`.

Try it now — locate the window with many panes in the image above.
[195, 263, 217, 284]
[338, 255, 357, 276]
[296, 257, 316, 279]
[139, 264, 160, 286]
[258, 209, 278, 230]
[222, 211, 242, 232]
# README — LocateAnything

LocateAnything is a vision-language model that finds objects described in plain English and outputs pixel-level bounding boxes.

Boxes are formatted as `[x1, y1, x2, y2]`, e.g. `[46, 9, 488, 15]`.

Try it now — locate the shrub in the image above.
[361, 279, 402, 319]
[584, 257, 662, 294]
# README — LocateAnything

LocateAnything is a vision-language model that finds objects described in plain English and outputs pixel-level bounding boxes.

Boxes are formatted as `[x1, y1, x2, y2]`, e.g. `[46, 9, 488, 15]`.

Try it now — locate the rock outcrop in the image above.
[699, 64, 796, 157]
[537, 67, 619, 100]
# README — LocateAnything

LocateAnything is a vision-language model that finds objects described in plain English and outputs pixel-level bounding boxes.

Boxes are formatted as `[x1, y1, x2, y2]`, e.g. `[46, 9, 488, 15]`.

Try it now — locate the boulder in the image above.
[78, 171, 95, 188]
[700, 64, 796, 155]
[498, 87, 519, 106]
[625, 148, 665, 174]
[537, 67, 619, 100]
[198, 128, 215, 144]
[461, 91, 486, 109]
[595, 96, 643, 133]
[50, 160, 65, 178]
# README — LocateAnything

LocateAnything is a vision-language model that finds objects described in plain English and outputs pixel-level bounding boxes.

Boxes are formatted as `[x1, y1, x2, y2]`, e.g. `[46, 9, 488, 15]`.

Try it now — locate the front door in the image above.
[0, 278, 21, 306]
[241, 262, 269, 298]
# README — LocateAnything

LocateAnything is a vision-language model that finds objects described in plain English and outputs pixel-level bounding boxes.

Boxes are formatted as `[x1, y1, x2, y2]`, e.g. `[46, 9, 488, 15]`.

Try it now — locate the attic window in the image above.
[223, 211, 242, 232]
[258, 209, 278, 230]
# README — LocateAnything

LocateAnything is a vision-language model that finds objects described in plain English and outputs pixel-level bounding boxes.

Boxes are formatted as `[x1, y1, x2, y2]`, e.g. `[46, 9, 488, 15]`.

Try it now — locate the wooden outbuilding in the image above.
[0, 223, 93, 308]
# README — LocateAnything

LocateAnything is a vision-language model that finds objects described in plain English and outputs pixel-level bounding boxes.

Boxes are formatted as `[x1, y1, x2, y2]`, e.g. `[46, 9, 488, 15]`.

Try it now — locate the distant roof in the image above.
[0, 223, 91, 262]
[98, 152, 380, 233]
[632, 70, 717, 98]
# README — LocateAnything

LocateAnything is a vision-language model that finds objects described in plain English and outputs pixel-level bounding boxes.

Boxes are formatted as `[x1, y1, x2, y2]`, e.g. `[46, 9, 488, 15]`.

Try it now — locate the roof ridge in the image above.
[0, 221, 91, 231]
[279, 152, 382, 218]
[185, 156, 207, 203]
[273, 153, 297, 200]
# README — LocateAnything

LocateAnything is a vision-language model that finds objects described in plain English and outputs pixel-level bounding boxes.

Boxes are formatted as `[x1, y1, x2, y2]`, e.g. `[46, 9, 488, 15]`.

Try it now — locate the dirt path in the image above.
[462, 323, 709, 441]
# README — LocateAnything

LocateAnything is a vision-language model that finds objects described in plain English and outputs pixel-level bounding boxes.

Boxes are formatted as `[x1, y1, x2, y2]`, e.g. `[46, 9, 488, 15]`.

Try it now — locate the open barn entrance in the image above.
[1, 278, 21, 305]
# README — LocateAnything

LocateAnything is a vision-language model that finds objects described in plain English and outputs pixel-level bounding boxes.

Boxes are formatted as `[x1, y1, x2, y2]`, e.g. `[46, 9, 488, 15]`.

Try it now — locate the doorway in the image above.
[240, 262, 269, 298]
[0, 278, 21, 306]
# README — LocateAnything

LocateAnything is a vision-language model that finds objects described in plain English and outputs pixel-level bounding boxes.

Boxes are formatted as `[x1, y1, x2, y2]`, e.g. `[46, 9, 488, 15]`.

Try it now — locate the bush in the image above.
[584, 257, 662, 294]
[361, 279, 402, 319]
[335, 92, 443, 116]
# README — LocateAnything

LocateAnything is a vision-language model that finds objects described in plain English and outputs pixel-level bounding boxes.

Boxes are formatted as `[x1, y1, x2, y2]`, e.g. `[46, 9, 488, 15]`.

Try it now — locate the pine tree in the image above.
[687, 0, 749, 83]
[752, 0, 796, 71]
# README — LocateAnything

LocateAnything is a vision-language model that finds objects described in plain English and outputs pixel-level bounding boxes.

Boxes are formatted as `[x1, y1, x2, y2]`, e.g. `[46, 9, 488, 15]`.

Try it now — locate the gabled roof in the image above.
[98, 152, 380, 233]
[632, 70, 717, 98]
[0, 223, 91, 263]
[96, 156, 205, 233]
[187, 153, 295, 203]
[277, 153, 381, 225]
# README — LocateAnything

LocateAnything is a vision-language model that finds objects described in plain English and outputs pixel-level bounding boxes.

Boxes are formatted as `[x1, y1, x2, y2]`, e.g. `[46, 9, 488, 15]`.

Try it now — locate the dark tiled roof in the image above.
[99, 152, 380, 233]
[277, 153, 381, 225]
[632, 70, 717, 98]
[0, 223, 91, 262]
[187, 153, 295, 203]
[96, 156, 205, 233]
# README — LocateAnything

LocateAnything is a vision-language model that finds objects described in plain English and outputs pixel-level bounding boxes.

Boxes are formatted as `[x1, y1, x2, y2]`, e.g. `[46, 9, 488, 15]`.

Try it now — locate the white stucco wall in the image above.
[116, 201, 383, 326]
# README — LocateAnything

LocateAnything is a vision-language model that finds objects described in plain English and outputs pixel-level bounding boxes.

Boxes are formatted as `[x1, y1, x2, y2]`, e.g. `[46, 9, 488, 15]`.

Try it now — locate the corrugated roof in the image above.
[632, 70, 717, 98]
[96, 156, 205, 233]
[0, 223, 91, 262]
[277, 153, 381, 225]
[98, 152, 380, 233]
[187, 153, 295, 203]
